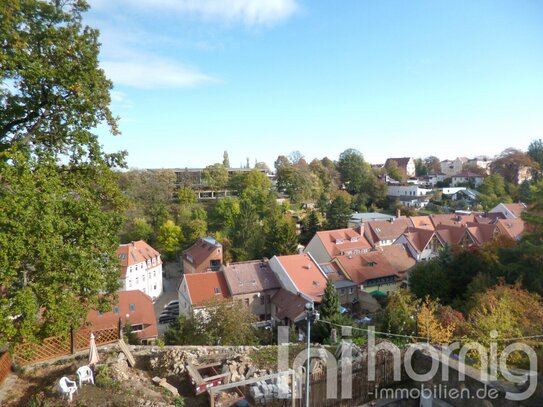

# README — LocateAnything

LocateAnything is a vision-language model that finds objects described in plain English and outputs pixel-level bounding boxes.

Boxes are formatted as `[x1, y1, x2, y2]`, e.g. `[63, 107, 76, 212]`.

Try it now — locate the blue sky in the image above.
[87, 0, 543, 169]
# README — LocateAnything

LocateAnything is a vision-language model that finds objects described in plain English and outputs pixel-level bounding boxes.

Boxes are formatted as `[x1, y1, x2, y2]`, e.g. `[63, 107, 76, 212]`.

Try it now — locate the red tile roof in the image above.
[222, 260, 280, 295]
[335, 252, 398, 286]
[117, 241, 161, 277]
[184, 271, 230, 307]
[183, 237, 222, 267]
[401, 228, 436, 253]
[502, 203, 527, 219]
[86, 290, 157, 340]
[275, 254, 327, 302]
[364, 218, 413, 245]
[314, 228, 372, 257]
[385, 157, 413, 169]
[434, 225, 474, 246]
[466, 223, 498, 245]
[377, 245, 417, 275]
[429, 214, 476, 228]
[496, 218, 525, 240]
[271, 289, 308, 322]
[409, 216, 435, 230]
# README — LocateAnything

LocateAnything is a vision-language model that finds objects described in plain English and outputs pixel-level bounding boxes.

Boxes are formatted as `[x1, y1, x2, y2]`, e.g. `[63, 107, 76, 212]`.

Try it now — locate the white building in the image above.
[117, 240, 163, 301]
[440, 158, 467, 177]
[387, 185, 432, 197]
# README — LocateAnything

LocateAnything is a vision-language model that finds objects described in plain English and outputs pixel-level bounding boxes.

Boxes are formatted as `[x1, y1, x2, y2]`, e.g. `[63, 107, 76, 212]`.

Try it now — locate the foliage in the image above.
[202, 163, 229, 191]
[0, 0, 126, 345]
[320, 280, 340, 321]
[263, 211, 298, 258]
[164, 300, 259, 346]
[222, 151, 230, 168]
[325, 193, 352, 230]
[230, 198, 264, 261]
[95, 365, 117, 389]
[490, 148, 539, 184]
[337, 149, 374, 195]
[417, 297, 456, 344]
[385, 159, 403, 181]
[465, 283, 543, 365]
[123, 321, 140, 345]
[123, 217, 153, 243]
[384, 290, 420, 336]
[210, 197, 240, 232]
[156, 220, 182, 261]
[300, 210, 321, 245]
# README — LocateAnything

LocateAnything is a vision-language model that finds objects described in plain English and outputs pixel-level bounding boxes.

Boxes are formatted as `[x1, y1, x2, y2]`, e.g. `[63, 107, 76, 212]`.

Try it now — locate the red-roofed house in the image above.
[332, 252, 401, 294]
[496, 218, 525, 241]
[182, 237, 223, 274]
[178, 271, 230, 317]
[434, 225, 478, 248]
[221, 260, 281, 321]
[490, 203, 527, 220]
[117, 241, 162, 302]
[304, 228, 371, 263]
[363, 218, 413, 247]
[394, 228, 443, 261]
[269, 253, 327, 304]
[86, 290, 157, 343]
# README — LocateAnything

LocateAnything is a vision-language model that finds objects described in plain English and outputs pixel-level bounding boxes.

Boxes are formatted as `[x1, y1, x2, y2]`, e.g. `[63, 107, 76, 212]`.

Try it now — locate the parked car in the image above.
[158, 313, 177, 324]
[165, 304, 179, 314]
[164, 300, 179, 309]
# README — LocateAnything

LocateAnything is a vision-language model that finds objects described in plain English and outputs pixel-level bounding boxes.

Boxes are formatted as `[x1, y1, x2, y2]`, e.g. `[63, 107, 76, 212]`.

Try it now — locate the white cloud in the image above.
[101, 58, 217, 89]
[91, 0, 299, 26]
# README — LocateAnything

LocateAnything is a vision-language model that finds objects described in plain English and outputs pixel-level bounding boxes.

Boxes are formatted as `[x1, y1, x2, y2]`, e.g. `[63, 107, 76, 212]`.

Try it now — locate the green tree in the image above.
[123, 217, 153, 243]
[385, 159, 403, 181]
[527, 139, 543, 177]
[177, 185, 196, 206]
[222, 151, 230, 168]
[230, 199, 263, 261]
[157, 220, 182, 261]
[0, 0, 126, 345]
[300, 210, 321, 245]
[384, 290, 420, 336]
[264, 212, 298, 257]
[319, 280, 340, 321]
[337, 149, 374, 194]
[202, 163, 229, 191]
[210, 197, 240, 232]
[325, 194, 352, 230]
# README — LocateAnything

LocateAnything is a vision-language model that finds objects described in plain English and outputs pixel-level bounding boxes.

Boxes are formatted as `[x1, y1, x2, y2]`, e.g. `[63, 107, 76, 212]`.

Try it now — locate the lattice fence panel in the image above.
[14, 335, 71, 366]
[0, 352, 11, 385]
[74, 326, 118, 351]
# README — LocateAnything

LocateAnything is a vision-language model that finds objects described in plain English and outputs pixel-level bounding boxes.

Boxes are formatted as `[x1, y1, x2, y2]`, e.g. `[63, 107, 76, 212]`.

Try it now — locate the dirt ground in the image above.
[1, 352, 208, 407]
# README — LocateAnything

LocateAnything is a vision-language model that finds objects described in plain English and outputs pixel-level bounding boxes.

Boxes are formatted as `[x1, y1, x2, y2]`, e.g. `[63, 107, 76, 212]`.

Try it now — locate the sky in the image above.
[86, 0, 543, 170]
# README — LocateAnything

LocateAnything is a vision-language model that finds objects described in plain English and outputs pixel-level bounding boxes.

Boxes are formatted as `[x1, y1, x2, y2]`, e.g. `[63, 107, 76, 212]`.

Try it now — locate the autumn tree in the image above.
[157, 220, 183, 261]
[385, 159, 403, 181]
[417, 297, 456, 344]
[384, 290, 420, 336]
[490, 148, 539, 184]
[0, 0, 125, 345]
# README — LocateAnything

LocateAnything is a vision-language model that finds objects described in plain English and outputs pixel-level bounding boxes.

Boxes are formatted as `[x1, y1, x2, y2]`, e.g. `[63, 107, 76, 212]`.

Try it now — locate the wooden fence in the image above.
[295, 351, 406, 407]
[13, 325, 119, 367]
[0, 352, 11, 385]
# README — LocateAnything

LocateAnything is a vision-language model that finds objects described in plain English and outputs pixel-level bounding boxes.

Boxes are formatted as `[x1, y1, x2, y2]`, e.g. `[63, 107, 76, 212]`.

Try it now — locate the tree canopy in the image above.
[0, 0, 125, 345]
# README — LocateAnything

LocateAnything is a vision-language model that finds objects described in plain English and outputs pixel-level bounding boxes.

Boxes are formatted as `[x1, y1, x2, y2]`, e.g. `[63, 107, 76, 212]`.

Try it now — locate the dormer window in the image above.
[367, 261, 377, 267]
[335, 239, 344, 244]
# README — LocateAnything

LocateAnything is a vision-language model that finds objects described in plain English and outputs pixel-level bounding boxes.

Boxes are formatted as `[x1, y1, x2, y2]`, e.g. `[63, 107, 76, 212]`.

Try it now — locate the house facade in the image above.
[182, 237, 223, 274]
[386, 185, 432, 198]
[450, 172, 485, 188]
[221, 260, 281, 322]
[117, 241, 163, 301]
[394, 229, 443, 262]
[440, 158, 467, 177]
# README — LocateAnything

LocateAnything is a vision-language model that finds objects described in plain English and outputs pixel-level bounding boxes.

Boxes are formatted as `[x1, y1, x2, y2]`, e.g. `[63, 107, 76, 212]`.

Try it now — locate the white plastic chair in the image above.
[76, 365, 94, 387]
[59, 376, 77, 401]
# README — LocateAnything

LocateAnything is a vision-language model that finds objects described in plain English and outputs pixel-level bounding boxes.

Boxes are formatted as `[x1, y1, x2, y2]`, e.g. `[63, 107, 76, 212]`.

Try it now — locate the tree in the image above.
[337, 149, 374, 194]
[177, 185, 196, 206]
[300, 210, 321, 245]
[325, 194, 352, 230]
[320, 280, 340, 321]
[230, 199, 263, 261]
[384, 290, 420, 336]
[263, 212, 298, 257]
[417, 297, 456, 344]
[414, 158, 428, 177]
[202, 163, 229, 191]
[157, 220, 182, 261]
[0, 0, 125, 345]
[210, 197, 240, 232]
[222, 151, 230, 168]
[527, 139, 543, 176]
[424, 156, 441, 173]
[465, 283, 543, 363]
[490, 148, 539, 184]
[385, 159, 403, 181]
[123, 217, 153, 243]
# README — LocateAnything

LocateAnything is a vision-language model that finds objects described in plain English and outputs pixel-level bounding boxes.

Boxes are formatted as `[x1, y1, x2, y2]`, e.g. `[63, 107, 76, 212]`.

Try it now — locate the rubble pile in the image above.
[223, 355, 270, 383]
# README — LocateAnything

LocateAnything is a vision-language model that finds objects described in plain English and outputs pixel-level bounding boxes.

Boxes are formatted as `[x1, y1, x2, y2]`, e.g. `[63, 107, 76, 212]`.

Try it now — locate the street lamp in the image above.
[304, 302, 319, 407]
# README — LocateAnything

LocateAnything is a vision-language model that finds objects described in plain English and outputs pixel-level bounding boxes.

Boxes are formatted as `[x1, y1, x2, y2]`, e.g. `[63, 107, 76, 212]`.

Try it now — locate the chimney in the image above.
[131, 241, 135, 247]
[305, 263, 312, 269]
[396, 208, 401, 218]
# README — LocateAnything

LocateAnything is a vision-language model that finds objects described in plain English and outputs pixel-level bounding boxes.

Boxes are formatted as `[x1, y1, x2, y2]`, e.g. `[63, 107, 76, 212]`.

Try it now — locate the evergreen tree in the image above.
[223, 151, 230, 168]
[325, 194, 352, 230]
[319, 280, 340, 321]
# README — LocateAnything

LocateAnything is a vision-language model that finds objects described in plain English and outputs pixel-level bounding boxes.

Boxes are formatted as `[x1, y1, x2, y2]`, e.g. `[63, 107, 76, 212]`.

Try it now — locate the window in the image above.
[213, 287, 220, 294]
[348, 287, 354, 294]
[131, 324, 144, 332]
[113, 306, 119, 315]
[153, 270, 156, 278]
[128, 280, 132, 288]
[136, 277, 139, 285]
[245, 298, 250, 307]
[341, 289, 345, 295]
[153, 285, 157, 290]
[260, 295, 265, 305]
[129, 303, 135, 312]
